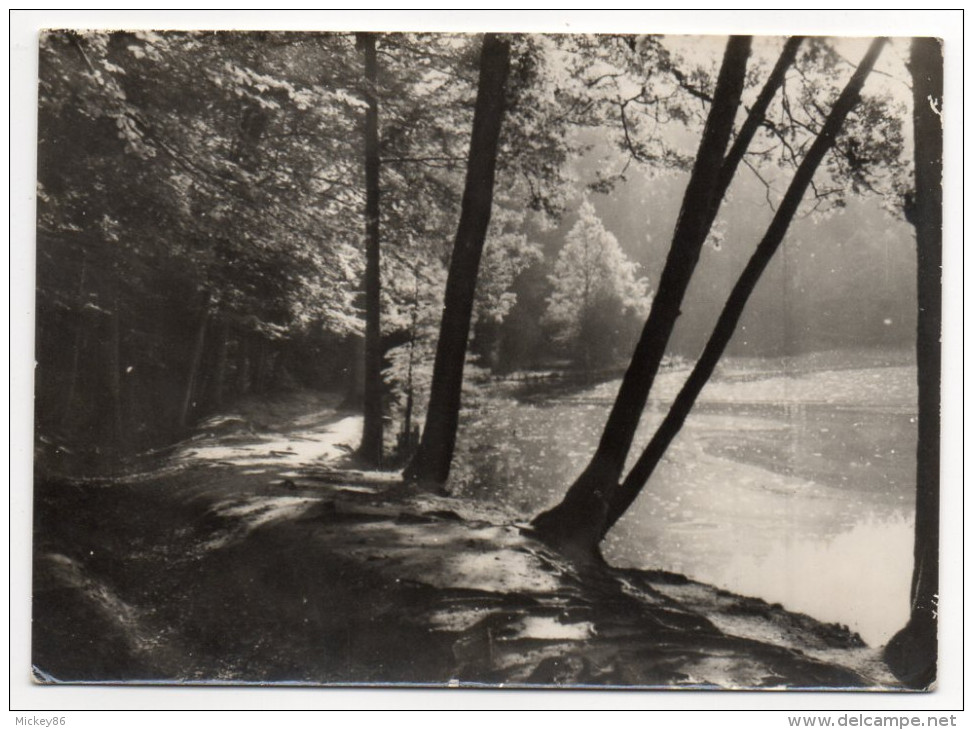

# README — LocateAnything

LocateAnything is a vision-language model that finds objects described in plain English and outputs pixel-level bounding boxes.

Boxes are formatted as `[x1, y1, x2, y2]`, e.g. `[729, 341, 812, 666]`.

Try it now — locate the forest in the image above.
[32, 30, 941, 691]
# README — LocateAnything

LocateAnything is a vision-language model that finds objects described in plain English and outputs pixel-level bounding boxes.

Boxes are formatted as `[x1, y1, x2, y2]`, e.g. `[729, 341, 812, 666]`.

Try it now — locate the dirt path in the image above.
[31, 393, 902, 689]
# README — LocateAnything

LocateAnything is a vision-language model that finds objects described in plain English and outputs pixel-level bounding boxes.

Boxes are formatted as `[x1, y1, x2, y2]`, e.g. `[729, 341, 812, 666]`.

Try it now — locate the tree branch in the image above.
[715, 36, 804, 203]
[606, 37, 887, 533]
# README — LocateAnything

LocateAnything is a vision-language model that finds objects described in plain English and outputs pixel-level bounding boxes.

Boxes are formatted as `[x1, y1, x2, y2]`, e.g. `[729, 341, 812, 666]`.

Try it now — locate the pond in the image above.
[453, 358, 918, 647]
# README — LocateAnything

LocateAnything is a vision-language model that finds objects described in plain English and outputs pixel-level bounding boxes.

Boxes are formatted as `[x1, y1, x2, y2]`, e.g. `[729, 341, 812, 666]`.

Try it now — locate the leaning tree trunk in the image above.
[358, 32, 384, 465]
[403, 34, 511, 485]
[531, 36, 753, 555]
[883, 36, 943, 691]
[605, 38, 887, 535]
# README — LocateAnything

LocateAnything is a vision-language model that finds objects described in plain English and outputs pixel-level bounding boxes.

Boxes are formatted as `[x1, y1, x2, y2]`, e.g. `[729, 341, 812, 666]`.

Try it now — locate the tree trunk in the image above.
[531, 36, 753, 554]
[179, 304, 209, 428]
[400, 264, 421, 458]
[252, 336, 268, 393]
[606, 38, 887, 535]
[358, 32, 384, 465]
[712, 37, 804, 208]
[403, 34, 511, 485]
[266, 346, 281, 389]
[234, 335, 250, 396]
[210, 319, 229, 408]
[342, 334, 364, 409]
[884, 36, 942, 690]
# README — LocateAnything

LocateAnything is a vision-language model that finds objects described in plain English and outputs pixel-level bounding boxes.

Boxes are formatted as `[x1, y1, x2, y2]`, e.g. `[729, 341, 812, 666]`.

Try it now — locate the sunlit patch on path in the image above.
[201, 495, 322, 551]
[175, 414, 363, 470]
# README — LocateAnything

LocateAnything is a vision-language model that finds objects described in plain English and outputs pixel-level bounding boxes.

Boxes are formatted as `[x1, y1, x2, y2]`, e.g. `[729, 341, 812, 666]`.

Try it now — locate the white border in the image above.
[7, 7, 965, 718]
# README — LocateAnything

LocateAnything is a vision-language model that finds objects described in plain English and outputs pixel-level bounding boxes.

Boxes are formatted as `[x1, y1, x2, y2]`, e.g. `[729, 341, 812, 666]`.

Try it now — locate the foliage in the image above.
[544, 198, 651, 370]
[743, 37, 909, 217]
[34, 29, 914, 465]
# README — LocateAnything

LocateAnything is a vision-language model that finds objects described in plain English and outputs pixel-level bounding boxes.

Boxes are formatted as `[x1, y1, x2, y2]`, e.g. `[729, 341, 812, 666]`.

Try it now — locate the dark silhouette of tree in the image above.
[883, 36, 943, 691]
[605, 38, 887, 535]
[357, 32, 384, 465]
[531, 36, 754, 553]
[404, 34, 512, 484]
[532, 37, 891, 559]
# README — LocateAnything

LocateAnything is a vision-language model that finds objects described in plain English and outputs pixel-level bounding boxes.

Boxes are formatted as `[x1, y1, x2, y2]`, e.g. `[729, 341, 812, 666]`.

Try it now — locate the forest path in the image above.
[175, 390, 364, 471]
[32, 388, 901, 689]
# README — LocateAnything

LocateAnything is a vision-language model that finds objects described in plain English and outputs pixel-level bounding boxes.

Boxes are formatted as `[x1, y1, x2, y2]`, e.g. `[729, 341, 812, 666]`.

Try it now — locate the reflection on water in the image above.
[714, 516, 914, 646]
[455, 364, 917, 647]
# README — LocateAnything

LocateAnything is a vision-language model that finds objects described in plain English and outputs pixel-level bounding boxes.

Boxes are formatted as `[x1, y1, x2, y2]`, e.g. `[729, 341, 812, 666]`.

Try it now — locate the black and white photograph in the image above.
[19, 11, 952, 704]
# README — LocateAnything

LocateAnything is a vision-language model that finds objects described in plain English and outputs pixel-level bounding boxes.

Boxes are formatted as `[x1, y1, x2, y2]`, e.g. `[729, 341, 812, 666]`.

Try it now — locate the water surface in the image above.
[454, 359, 917, 646]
